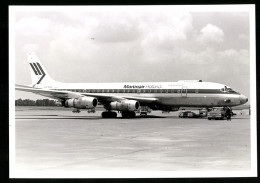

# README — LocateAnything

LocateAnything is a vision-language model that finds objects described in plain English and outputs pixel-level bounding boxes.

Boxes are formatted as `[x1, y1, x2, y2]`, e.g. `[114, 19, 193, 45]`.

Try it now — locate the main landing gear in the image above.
[101, 111, 117, 118]
[101, 111, 137, 118]
[121, 111, 136, 118]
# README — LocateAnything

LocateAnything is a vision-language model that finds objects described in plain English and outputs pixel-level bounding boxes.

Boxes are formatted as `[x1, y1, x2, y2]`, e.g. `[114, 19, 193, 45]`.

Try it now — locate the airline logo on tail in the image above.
[29, 62, 46, 84]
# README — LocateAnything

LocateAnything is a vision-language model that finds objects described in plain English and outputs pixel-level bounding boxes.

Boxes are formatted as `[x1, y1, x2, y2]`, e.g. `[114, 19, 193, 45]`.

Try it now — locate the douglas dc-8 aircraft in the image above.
[15, 52, 248, 118]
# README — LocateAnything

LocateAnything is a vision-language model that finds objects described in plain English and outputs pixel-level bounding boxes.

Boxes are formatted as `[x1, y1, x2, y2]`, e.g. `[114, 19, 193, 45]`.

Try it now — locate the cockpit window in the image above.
[220, 86, 240, 94]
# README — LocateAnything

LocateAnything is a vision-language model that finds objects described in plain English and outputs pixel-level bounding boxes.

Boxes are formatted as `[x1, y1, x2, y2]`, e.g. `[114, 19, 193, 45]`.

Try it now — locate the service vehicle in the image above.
[207, 108, 227, 120]
[198, 109, 208, 118]
[179, 111, 198, 118]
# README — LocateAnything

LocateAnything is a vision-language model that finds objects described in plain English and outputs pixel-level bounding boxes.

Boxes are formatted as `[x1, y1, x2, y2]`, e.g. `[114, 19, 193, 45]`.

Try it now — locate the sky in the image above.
[11, 5, 254, 102]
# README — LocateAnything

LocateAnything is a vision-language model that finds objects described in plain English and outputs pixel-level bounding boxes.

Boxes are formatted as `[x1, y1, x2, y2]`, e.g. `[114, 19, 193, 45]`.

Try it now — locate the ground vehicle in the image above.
[136, 106, 152, 116]
[199, 109, 208, 118]
[207, 108, 227, 120]
[179, 111, 198, 118]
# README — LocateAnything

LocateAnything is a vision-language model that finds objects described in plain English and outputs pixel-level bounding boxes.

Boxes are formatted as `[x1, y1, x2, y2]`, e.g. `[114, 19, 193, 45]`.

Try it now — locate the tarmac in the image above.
[12, 106, 252, 178]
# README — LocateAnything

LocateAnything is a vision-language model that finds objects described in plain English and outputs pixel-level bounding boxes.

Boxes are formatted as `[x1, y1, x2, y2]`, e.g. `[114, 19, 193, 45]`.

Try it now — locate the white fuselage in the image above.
[34, 80, 247, 108]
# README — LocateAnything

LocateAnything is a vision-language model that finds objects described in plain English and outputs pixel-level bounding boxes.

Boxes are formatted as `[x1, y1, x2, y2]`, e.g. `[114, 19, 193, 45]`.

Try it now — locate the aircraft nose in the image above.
[239, 95, 248, 104]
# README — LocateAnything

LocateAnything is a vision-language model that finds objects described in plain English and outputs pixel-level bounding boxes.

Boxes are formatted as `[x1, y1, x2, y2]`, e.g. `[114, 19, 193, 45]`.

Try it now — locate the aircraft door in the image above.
[181, 86, 187, 97]
[137, 89, 141, 95]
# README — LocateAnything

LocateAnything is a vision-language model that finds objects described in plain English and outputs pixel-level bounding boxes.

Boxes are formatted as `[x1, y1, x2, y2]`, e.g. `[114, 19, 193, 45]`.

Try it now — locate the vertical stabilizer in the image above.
[27, 52, 58, 86]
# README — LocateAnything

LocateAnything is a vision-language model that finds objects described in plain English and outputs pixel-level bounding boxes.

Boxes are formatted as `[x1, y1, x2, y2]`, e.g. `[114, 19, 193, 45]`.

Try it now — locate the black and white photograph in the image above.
[9, 5, 256, 178]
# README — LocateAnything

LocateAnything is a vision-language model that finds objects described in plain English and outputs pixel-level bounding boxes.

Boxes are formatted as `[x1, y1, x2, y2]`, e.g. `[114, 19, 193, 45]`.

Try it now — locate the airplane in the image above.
[15, 52, 248, 118]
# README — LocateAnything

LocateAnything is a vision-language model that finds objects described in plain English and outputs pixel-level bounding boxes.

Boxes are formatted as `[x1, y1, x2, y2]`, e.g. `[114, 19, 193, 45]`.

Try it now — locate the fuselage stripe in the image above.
[54, 88, 239, 95]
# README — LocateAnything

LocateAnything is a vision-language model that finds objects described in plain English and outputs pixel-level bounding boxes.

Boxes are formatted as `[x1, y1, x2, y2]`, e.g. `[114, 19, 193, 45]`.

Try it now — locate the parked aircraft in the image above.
[15, 52, 248, 118]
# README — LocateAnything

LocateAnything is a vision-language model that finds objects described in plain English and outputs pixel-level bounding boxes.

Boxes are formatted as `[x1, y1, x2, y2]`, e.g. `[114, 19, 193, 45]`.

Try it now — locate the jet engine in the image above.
[109, 100, 140, 111]
[65, 96, 98, 109]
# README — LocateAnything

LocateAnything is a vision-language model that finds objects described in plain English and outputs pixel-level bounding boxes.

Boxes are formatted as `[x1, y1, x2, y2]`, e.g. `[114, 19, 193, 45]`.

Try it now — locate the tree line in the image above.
[15, 99, 59, 106]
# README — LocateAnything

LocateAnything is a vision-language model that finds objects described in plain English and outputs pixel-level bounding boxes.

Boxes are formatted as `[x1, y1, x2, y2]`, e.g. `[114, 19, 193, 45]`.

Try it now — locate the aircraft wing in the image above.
[15, 84, 83, 100]
[81, 93, 157, 105]
[15, 84, 158, 105]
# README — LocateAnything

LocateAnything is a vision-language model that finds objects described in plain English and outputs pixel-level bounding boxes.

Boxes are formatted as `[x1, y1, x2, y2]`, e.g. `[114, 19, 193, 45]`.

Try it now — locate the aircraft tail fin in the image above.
[27, 52, 58, 86]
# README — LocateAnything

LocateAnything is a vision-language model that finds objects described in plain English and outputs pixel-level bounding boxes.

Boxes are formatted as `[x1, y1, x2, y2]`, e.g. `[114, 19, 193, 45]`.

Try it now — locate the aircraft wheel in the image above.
[102, 111, 117, 118]
[102, 112, 108, 118]
[129, 111, 136, 118]
[121, 111, 129, 118]
[121, 111, 136, 118]
[111, 112, 117, 118]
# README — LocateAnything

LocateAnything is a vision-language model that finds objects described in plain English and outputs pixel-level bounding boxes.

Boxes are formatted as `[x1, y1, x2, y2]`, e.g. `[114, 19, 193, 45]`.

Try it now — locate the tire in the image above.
[112, 112, 117, 118]
[130, 111, 136, 118]
[102, 112, 108, 118]
[208, 118, 211, 120]
[121, 111, 128, 118]
[121, 111, 136, 118]
[102, 111, 117, 118]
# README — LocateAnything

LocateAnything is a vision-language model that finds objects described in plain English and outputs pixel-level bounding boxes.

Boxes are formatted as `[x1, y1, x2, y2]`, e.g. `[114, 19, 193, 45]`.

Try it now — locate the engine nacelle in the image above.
[65, 96, 98, 109]
[109, 100, 140, 111]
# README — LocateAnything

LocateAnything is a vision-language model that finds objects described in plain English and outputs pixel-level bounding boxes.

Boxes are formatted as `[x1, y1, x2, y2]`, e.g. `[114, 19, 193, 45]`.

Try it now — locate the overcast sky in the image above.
[12, 5, 253, 102]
